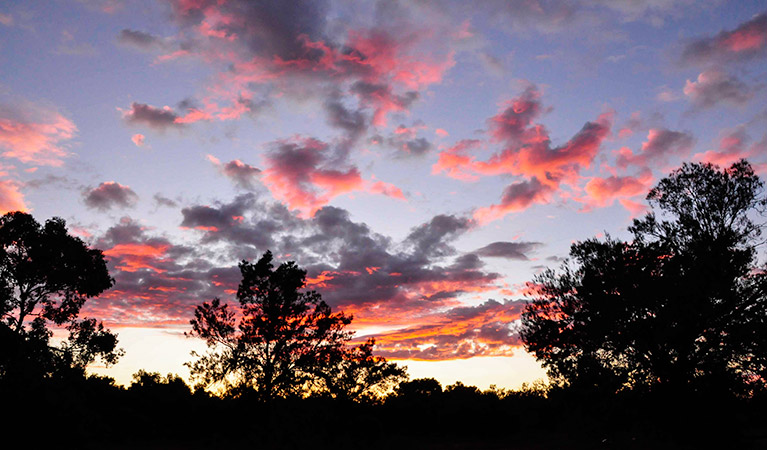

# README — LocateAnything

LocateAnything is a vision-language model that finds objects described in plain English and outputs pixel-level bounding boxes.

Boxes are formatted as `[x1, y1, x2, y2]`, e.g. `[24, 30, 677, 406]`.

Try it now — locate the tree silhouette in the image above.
[521, 160, 767, 395]
[317, 337, 407, 402]
[0, 211, 121, 382]
[395, 377, 443, 399]
[187, 250, 354, 400]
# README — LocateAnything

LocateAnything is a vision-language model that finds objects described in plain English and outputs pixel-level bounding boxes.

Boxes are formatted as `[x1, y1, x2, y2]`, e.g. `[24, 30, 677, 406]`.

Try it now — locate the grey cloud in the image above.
[83, 182, 138, 211]
[474, 241, 543, 260]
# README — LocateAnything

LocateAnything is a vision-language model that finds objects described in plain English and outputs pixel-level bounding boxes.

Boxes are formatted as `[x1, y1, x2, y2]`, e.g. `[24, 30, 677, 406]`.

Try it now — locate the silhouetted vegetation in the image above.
[522, 160, 767, 397]
[3, 160, 767, 448]
[187, 250, 406, 401]
[0, 211, 122, 385]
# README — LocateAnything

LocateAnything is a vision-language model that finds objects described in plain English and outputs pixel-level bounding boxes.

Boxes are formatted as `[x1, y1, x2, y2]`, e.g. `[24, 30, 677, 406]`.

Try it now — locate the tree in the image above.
[129, 369, 191, 398]
[317, 337, 407, 402]
[187, 251, 355, 400]
[394, 377, 443, 399]
[0, 211, 121, 382]
[521, 160, 767, 395]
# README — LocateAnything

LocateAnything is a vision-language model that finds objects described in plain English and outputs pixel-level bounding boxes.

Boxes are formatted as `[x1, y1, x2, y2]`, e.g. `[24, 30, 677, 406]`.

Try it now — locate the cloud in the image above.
[433, 85, 613, 222]
[681, 12, 767, 65]
[0, 101, 76, 166]
[122, 102, 181, 130]
[474, 178, 554, 224]
[86, 216, 227, 326]
[131, 0, 456, 132]
[118, 29, 170, 51]
[618, 111, 643, 138]
[581, 169, 653, 210]
[488, 85, 546, 143]
[683, 68, 754, 109]
[324, 94, 368, 144]
[368, 299, 526, 360]
[405, 215, 474, 258]
[207, 155, 261, 190]
[79, 190, 519, 360]
[351, 81, 420, 128]
[374, 122, 434, 157]
[460, 85, 610, 185]
[153, 193, 178, 208]
[0, 178, 27, 213]
[0, 13, 13, 27]
[693, 126, 764, 167]
[473, 241, 542, 260]
[432, 139, 483, 181]
[83, 181, 139, 211]
[260, 136, 404, 217]
[616, 128, 695, 169]
[131, 134, 146, 147]
[437, 85, 611, 187]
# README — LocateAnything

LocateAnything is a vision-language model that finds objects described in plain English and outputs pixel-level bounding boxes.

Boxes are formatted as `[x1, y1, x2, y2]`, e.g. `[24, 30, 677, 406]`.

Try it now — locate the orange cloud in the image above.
[366, 300, 526, 360]
[104, 242, 171, 273]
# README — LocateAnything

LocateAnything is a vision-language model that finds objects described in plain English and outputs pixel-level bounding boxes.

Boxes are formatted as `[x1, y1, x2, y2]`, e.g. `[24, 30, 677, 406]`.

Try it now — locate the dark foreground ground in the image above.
[7, 378, 767, 449]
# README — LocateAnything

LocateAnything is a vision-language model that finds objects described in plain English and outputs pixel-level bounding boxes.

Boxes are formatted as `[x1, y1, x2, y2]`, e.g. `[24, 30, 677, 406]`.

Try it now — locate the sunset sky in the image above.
[1, 0, 766, 389]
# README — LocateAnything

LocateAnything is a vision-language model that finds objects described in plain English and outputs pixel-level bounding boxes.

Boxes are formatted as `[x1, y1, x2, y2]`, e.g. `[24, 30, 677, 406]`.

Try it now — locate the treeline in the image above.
[3, 160, 767, 448]
[7, 369, 767, 449]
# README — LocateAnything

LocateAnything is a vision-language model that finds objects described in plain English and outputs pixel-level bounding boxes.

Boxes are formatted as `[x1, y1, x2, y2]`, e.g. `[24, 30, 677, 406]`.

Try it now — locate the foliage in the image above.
[394, 377, 443, 399]
[187, 250, 404, 401]
[317, 337, 408, 402]
[0, 211, 121, 381]
[129, 369, 191, 396]
[521, 160, 767, 395]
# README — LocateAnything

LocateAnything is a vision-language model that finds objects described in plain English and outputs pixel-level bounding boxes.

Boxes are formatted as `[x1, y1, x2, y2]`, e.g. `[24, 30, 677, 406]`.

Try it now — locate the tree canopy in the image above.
[520, 160, 767, 396]
[0, 211, 121, 382]
[187, 250, 405, 400]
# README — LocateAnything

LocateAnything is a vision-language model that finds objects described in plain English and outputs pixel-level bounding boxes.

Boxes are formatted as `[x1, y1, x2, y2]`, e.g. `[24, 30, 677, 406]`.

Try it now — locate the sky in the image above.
[1, 0, 766, 389]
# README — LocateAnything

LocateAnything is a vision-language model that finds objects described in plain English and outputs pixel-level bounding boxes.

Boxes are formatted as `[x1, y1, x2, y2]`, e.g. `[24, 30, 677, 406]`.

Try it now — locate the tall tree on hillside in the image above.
[0, 211, 122, 382]
[521, 160, 767, 395]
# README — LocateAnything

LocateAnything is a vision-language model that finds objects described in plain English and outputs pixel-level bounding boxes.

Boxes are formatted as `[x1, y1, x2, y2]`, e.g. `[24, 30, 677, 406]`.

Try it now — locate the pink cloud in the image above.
[433, 85, 613, 223]
[0, 178, 27, 213]
[0, 103, 76, 166]
[694, 126, 763, 167]
[432, 139, 482, 182]
[138, 0, 458, 131]
[261, 136, 405, 217]
[581, 169, 653, 210]
[131, 134, 146, 147]
[682, 13, 767, 64]
[617, 128, 694, 170]
[473, 178, 553, 224]
[683, 68, 753, 109]
[618, 198, 649, 218]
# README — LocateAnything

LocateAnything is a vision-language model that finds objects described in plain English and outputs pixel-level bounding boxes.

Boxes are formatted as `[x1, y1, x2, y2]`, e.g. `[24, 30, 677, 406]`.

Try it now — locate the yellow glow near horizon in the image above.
[87, 326, 547, 390]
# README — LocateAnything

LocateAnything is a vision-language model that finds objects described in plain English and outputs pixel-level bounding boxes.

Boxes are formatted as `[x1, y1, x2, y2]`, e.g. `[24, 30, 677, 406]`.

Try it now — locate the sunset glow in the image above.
[1, 0, 766, 389]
